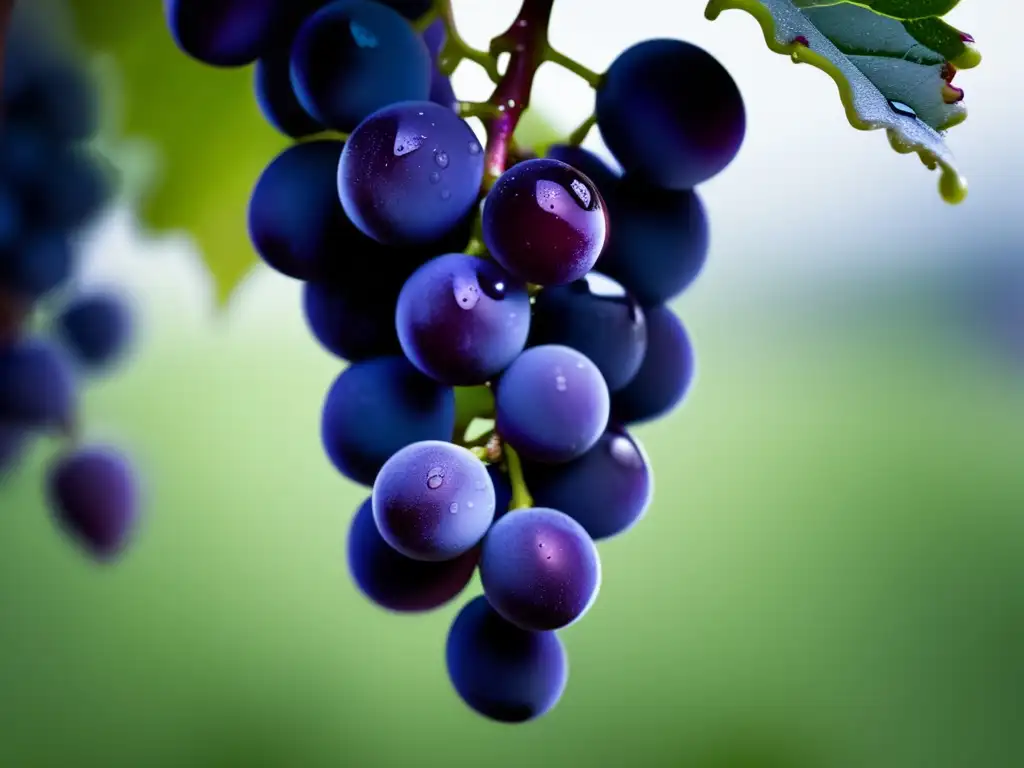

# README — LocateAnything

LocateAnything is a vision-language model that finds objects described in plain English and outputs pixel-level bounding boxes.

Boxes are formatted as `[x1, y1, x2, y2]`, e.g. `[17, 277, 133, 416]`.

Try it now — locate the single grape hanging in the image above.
[165, 0, 743, 722]
[0, 7, 142, 562]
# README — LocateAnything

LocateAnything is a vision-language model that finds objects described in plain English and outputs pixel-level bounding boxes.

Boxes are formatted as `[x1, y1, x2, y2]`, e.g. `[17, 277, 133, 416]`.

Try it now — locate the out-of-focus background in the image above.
[2, 1, 1022, 766]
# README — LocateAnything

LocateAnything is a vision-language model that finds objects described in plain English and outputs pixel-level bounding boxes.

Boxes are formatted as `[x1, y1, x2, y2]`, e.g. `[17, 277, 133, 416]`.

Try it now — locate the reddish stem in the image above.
[481, 0, 555, 187]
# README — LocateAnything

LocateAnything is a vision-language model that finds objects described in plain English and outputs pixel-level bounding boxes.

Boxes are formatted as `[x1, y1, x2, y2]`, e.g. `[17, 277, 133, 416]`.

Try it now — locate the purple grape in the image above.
[396, 253, 530, 385]
[0, 229, 74, 298]
[54, 292, 132, 371]
[422, 20, 457, 111]
[495, 345, 609, 464]
[321, 356, 455, 487]
[0, 339, 76, 430]
[164, 0, 279, 67]
[338, 101, 484, 245]
[47, 445, 139, 560]
[596, 39, 746, 189]
[347, 497, 479, 613]
[523, 425, 652, 540]
[598, 177, 709, 307]
[480, 507, 601, 631]
[612, 306, 695, 425]
[371, 440, 495, 561]
[528, 272, 647, 392]
[254, 44, 324, 138]
[446, 596, 567, 723]
[482, 158, 608, 286]
[545, 144, 618, 196]
[302, 279, 403, 361]
[290, 2, 431, 131]
[488, 463, 513, 522]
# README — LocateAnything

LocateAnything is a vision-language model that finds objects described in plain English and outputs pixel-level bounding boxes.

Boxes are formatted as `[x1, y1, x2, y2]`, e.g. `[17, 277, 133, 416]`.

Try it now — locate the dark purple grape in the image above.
[372, 440, 495, 561]
[34, 147, 115, 232]
[47, 445, 139, 560]
[248, 140, 383, 282]
[54, 292, 132, 371]
[529, 272, 647, 392]
[421, 17, 446, 56]
[480, 507, 601, 631]
[254, 45, 324, 138]
[523, 425, 652, 541]
[0, 423, 26, 476]
[482, 158, 608, 286]
[321, 356, 455, 487]
[446, 596, 567, 723]
[596, 39, 746, 189]
[396, 253, 530, 385]
[598, 177, 708, 307]
[0, 230, 73, 298]
[488, 463, 513, 522]
[164, 0, 279, 67]
[347, 497, 479, 613]
[338, 101, 484, 246]
[545, 144, 618, 196]
[0, 340, 76, 430]
[611, 306, 695, 425]
[495, 345, 609, 464]
[302, 279, 402, 361]
[291, 2, 431, 131]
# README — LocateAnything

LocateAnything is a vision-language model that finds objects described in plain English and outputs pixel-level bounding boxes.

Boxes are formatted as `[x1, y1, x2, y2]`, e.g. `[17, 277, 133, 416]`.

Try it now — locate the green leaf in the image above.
[705, 0, 981, 203]
[65, 0, 290, 305]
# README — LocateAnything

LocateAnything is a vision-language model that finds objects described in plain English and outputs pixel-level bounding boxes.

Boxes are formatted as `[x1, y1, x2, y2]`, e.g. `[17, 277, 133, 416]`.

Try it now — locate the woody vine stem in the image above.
[426, 0, 604, 510]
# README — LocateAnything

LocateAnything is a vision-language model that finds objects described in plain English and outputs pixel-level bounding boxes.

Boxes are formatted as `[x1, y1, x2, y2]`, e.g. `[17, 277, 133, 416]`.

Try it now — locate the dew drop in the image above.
[468, 140, 481, 155]
[427, 466, 444, 489]
[608, 435, 643, 469]
[449, 502, 459, 514]
[569, 178, 592, 208]
[429, 171, 441, 184]
[888, 99, 917, 118]
[440, 189, 451, 200]
[479, 272, 507, 301]
[434, 150, 450, 169]
[467, 500, 474, 509]
[393, 130, 425, 157]
[555, 375, 567, 391]
[349, 21, 378, 48]
[452, 274, 481, 309]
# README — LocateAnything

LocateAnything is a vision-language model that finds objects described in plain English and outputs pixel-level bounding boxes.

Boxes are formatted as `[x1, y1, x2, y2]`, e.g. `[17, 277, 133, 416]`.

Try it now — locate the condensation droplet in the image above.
[467, 501, 474, 509]
[576, 361, 584, 369]
[429, 171, 441, 184]
[608, 435, 643, 469]
[569, 178, 592, 208]
[452, 274, 481, 309]
[434, 150, 449, 168]
[349, 21, 378, 48]
[555, 375, 567, 391]
[468, 140, 481, 155]
[393, 130, 425, 157]
[427, 466, 444, 489]
[440, 189, 451, 200]
[449, 502, 458, 514]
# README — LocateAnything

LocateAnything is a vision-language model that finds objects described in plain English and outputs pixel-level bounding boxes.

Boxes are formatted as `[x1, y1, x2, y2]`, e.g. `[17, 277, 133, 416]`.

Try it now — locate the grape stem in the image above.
[544, 46, 602, 87]
[503, 444, 534, 510]
[567, 113, 596, 146]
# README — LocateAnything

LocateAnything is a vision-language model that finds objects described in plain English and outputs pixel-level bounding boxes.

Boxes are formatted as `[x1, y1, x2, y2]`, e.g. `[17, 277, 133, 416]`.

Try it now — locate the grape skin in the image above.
[528, 272, 647, 392]
[495, 345, 609, 464]
[396, 253, 530, 386]
[596, 39, 746, 189]
[290, 2, 432, 132]
[46, 445, 139, 560]
[338, 101, 484, 246]
[480, 507, 601, 631]
[302, 279, 403, 362]
[0, 230, 73, 299]
[446, 596, 567, 723]
[54, 292, 132, 371]
[598, 176, 709, 307]
[321, 356, 455, 487]
[371, 440, 495, 561]
[348, 497, 479, 613]
[254, 45, 324, 139]
[523, 425, 652, 541]
[164, 0, 279, 67]
[0, 340, 76, 430]
[482, 158, 608, 286]
[612, 305, 696, 425]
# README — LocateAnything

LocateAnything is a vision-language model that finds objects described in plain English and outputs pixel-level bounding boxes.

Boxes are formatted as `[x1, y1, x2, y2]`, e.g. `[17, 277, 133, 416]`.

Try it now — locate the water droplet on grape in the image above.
[429, 171, 441, 184]
[434, 150, 450, 168]
[576, 361, 584, 369]
[449, 502, 458, 514]
[393, 130, 425, 157]
[440, 189, 451, 200]
[452, 274, 481, 310]
[467, 500, 474, 509]
[349, 21, 378, 48]
[468, 140, 481, 155]
[608, 435, 643, 468]
[427, 466, 444, 489]
[479, 272, 507, 301]
[555, 375, 567, 391]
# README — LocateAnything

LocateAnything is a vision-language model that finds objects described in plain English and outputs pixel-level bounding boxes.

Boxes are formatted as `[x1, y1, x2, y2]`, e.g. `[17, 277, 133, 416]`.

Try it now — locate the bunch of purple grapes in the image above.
[166, 0, 744, 721]
[0, 8, 140, 562]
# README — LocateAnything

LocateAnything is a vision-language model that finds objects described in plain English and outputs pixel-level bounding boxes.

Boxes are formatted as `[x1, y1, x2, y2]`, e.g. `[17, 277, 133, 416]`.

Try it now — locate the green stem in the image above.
[434, 0, 500, 81]
[567, 113, 596, 146]
[452, 385, 495, 444]
[544, 46, 602, 88]
[503, 444, 533, 510]
[457, 101, 502, 120]
[413, 7, 438, 33]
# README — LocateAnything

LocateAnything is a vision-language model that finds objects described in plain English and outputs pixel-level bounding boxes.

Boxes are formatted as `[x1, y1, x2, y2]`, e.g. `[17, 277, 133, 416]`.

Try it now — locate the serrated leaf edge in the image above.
[706, 0, 969, 203]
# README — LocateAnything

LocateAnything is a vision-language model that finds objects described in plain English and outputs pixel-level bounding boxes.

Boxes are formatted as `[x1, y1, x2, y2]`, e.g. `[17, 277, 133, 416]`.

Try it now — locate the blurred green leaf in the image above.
[705, 0, 981, 203]
[66, 0, 290, 305]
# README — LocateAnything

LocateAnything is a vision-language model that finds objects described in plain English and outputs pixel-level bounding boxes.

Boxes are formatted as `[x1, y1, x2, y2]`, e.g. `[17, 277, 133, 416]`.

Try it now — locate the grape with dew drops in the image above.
[446, 596, 568, 724]
[348, 497, 479, 613]
[290, 1, 432, 132]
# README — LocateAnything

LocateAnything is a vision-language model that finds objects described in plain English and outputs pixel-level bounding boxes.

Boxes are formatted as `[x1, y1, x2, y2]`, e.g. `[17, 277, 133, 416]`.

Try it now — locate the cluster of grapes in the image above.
[0, 10, 139, 561]
[166, 0, 744, 721]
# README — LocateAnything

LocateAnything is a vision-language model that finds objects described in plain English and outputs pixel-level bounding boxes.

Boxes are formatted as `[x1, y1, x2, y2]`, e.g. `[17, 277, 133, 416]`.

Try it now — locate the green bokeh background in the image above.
[3, 1, 1023, 766]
